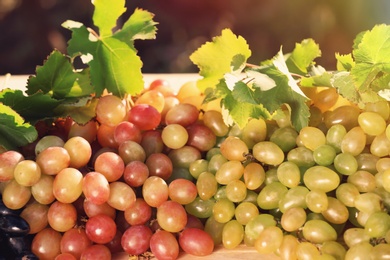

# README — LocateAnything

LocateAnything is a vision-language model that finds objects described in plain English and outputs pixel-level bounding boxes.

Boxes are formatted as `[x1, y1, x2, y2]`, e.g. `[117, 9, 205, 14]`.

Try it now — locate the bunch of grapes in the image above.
[1, 79, 390, 259]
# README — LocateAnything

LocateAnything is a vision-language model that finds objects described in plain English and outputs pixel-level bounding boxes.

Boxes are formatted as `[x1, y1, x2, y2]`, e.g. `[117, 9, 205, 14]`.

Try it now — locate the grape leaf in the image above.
[285, 39, 321, 75]
[351, 24, 390, 91]
[63, 2, 157, 98]
[0, 103, 38, 150]
[335, 53, 355, 71]
[300, 65, 333, 87]
[92, 0, 126, 38]
[54, 97, 98, 125]
[26, 50, 93, 99]
[0, 89, 60, 123]
[190, 29, 251, 91]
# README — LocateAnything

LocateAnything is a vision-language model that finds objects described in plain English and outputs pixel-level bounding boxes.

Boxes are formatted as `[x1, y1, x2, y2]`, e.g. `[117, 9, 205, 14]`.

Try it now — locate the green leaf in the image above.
[89, 37, 144, 97]
[0, 103, 38, 150]
[332, 71, 360, 105]
[190, 29, 251, 91]
[26, 50, 94, 99]
[92, 0, 126, 38]
[114, 8, 158, 42]
[62, 21, 98, 58]
[0, 89, 60, 123]
[335, 53, 355, 71]
[285, 39, 321, 75]
[54, 97, 98, 125]
[300, 65, 333, 87]
[351, 24, 390, 90]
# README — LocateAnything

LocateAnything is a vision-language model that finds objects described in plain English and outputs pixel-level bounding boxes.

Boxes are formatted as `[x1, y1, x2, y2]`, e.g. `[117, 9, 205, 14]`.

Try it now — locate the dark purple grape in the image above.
[0, 214, 30, 237]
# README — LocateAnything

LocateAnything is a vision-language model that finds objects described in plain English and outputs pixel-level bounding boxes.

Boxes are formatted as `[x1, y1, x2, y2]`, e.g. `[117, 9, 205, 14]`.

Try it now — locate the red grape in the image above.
[85, 214, 117, 244]
[149, 230, 180, 260]
[157, 200, 187, 233]
[128, 104, 162, 130]
[179, 228, 214, 256]
[121, 225, 153, 255]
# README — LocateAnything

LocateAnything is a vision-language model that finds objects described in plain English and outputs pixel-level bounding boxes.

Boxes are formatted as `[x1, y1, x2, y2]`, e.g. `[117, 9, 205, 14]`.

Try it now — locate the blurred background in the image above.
[1, 0, 390, 75]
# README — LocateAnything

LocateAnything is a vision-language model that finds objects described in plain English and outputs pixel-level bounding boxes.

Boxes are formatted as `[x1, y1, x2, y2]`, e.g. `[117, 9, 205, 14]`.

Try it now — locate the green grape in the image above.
[244, 213, 276, 240]
[343, 227, 370, 248]
[241, 118, 267, 149]
[364, 100, 390, 121]
[340, 126, 366, 156]
[168, 145, 201, 168]
[347, 170, 376, 192]
[208, 154, 228, 174]
[320, 241, 347, 260]
[333, 152, 358, 176]
[302, 219, 337, 243]
[215, 160, 244, 185]
[204, 215, 225, 246]
[354, 192, 383, 215]
[279, 234, 299, 260]
[243, 162, 265, 190]
[326, 124, 347, 153]
[287, 146, 315, 168]
[335, 183, 360, 207]
[212, 198, 235, 223]
[225, 179, 247, 203]
[303, 166, 340, 192]
[35, 135, 65, 156]
[364, 211, 390, 238]
[371, 244, 390, 260]
[222, 220, 244, 249]
[358, 111, 387, 136]
[356, 210, 371, 227]
[13, 160, 41, 187]
[269, 126, 298, 152]
[234, 201, 259, 225]
[277, 161, 301, 188]
[252, 141, 285, 166]
[381, 168, 390, 192]
[344, 242, 373, 260]
[280, 207, 307, 232]
[306, 189, 328, 213]
[257, 182, 288, 210]
[220, 136, 249, 161]
[189, 159, 209, 179]
[278, 185, 309, 213]
[309, 105, 323, 127]
[213, 186, 227, 200]
[241, 190, 258, 205]
[313, 144, 337, 166]
[321, 197, 349, 224]
[370, 132, 390, 157]
[205, 147, 221, 161]
[264, 168, 279, 185]
[356, 153, 379, 174]
[376, 157, 390, 172]
[347, 207, 362, 228]
[185, 197, 215, 219]
[296, 241, 321, 259]
[196, 171, 218, 200]
[202, 110, 229, 137]
[299, 126, 326, 151]
[254, 226, 283, 254]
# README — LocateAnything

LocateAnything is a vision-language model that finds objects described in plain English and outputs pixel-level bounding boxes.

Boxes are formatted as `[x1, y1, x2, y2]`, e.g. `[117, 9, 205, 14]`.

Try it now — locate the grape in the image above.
[299, 126, 326, 151]
[185, 197, 215, 219]
[161, 123, 188, 149]
[107, 181, 136, 211]
[168, 178, 198, 205]
[270, 126, 298, 152]
[13, 160, 41, 187]
[68, 119, 98, 143]
[254, 226, 283, 254]
[215, 160, 244, 185]
[347, 170, 376, 192]
[20, 203, 49, 234]
[344, 242, 373, 260]
[96, 124, 118, 148]
[82, 171, 110, 205]
[142, 176, 169, 207]
[60, 228, 92, 259]
[234, 201, 259, 226]
[63, 136, 92, 169]
[83, 200, 116, 219]
[135, 89, 165, 112]
[0, 150, 24, 182]
[340, 126, 366, 156]
[321, 197, 349, 224]
[123, 160, 149, 187]
[150, 230, 180, 260]
[113, 121, 142, 144]
[121, 225, 153, 255]
[94, 151, 125, 182]
[279, 234, 299, 260]
[165, 103, 199, 126]
[196, 171, 218, 200]
[168, 145, 201, 169]
[95, 94, 127, 126]
[36, 146, 70, 175]
[296, 241, 321, 259]
[85, 214, 117, 244]
[324, 105, 360, 131]
[303, 166, 340, 192]
[257, 182, 288, 210]
[140, 129, 164, 157]
[202, 110, 229, 137]
[252, 141, 285, 166]
[128, 104, 161, 130]
[31, 174, 55, 205]
[222, 219, 244, 249]
[79, 244, 112, 260]
[124, 198, 152, 225]
[2, 179, 31, 210]
[186, 123, 217, 152]
[35, 135, 65, 156]
[213, 198, 235, 223]
[358, 111, 386, 136]
[47, 201, 77, 232]
[31, 227, 62, 260]
[157, 200, 187, 233]
[334, 152, 358, 176]
[281, 207, 307, 232]
[179, 227, 214, 256]
[302, 219, 337, 243]
[225, 179, 247, 202]
[276, 161, 301, 188]
[364, 211, 390, 238]
[145, 152, 173, 180]
[53, 168, 83, 203]
[220, 136, 249, 161]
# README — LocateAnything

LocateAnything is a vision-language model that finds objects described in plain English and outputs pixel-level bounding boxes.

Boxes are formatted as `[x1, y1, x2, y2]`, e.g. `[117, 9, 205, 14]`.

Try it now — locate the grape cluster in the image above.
[1, 79, 390, 259]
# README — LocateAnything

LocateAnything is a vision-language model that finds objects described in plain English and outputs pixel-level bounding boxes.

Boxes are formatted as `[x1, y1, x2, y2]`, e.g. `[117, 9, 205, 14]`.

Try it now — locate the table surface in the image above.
[0, 73, 282, 260]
